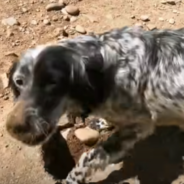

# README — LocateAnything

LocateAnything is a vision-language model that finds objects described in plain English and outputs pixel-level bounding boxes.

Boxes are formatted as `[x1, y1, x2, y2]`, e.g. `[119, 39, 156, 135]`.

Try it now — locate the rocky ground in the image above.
[1, 0, 184, 184]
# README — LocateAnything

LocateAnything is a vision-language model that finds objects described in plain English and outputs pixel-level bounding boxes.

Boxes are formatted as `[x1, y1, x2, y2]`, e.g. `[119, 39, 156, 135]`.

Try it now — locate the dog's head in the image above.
[6, 45, 112, 145]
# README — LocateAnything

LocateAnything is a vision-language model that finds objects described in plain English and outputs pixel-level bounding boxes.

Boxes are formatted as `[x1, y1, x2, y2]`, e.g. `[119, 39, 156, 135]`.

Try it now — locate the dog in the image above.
[6, 26, 184, 183]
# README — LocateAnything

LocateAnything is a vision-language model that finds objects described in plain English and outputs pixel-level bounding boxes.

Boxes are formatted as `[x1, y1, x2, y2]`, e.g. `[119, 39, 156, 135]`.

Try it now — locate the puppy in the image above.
[6, 26, 184, 183]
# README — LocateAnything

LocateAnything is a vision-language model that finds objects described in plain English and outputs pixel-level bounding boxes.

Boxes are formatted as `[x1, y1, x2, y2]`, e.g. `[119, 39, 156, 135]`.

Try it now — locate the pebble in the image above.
[63, 15, 70, 21]
[75, 25, 86, 34]
[22, 8, 28, 13]
[52, 15, 58, 21]
[169, 18, 175, 24]
[131, 15, 135, 19]
[74, 127, 99, 145]
[31, 20, 38, 25]
[86, 15, 98, 23]
[46, 3, 64, 11]
[0, 73, 9, 90]
[61, 8, 68, 15]
[6, 29, 14, 37]
[146, 24, 157, 30]
[161, 0, 176, 5]
[65, 5, 79, 15]
[70, 16, 77, 22]
[43, 19, 51, 25]
[140, 15, 150, 21]
[2, 17, 20, 26]
[158, 17, 165, 21]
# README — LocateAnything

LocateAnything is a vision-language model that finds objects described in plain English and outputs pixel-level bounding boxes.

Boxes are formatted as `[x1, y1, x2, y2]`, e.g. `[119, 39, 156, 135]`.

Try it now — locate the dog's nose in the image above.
[6, 100, 26, 135]
[6, 100, 52, 146]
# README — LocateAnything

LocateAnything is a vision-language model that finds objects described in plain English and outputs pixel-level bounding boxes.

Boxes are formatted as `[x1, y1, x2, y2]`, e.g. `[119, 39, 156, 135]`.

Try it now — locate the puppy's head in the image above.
[6, 45, 93, 145]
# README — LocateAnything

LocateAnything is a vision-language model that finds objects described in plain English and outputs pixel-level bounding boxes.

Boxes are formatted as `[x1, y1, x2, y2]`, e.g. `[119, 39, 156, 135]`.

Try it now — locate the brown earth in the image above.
[1, 0, 184, 184]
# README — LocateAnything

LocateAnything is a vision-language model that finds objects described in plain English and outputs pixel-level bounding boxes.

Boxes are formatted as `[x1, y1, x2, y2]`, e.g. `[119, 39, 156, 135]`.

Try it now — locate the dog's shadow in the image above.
[41, 126, 184, 184]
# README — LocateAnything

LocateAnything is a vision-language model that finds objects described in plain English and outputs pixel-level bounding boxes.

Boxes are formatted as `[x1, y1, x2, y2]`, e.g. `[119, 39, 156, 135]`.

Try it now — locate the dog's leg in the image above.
[65, 122, 155, 184]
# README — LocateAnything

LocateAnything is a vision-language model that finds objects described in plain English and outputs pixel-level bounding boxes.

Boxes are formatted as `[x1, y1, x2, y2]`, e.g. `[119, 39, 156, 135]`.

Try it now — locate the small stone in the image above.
[131, 15, 135, 19]
[140, 15, 150, 21]
[70, 16, 77, 22]
[31, 20, 38, 25]
[63, 15, 70, 21]
[5, 144, 9, 148]
[173, 9, 178, 13]
[3, 96, 9, 100]
[169, 18, 175, 24]
[158, 17, 165, 21]
[6, 29, 14, 37]
[61, 128, 71, 140]
[2, 17, 20, 26]
[74, 127, 99, 145]
[161, 0, 178, 4]
[0, 73, 8, 90]
[75, 25, 86, 34]
[43, 19, 51, 25]
[146, 24, 157, 30]
[22, 8, 28, 13]
[52, 16, 58, 21]
[65, 5, 79, 15]
[46, 3, 64, 11]
[61, 8, 68, 15]
[62, 29, 69, 37]
[134, 22, 143, 27]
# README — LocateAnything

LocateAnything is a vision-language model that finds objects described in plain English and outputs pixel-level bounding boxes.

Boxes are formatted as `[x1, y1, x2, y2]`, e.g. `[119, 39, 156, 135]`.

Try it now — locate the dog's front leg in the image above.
[65, 122, 155, 184]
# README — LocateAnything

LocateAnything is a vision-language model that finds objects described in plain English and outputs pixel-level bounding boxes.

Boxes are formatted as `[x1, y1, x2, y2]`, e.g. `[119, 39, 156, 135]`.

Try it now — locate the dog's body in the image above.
[6, 26, 184, 183]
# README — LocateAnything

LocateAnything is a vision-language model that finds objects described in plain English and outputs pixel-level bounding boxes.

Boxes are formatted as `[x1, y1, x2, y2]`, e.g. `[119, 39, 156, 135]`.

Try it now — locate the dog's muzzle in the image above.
[6, 100, 54, 146]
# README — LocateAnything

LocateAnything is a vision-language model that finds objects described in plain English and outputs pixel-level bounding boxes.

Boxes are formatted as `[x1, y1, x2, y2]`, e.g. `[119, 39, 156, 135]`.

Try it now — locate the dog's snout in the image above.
[6, 100, 53, 146]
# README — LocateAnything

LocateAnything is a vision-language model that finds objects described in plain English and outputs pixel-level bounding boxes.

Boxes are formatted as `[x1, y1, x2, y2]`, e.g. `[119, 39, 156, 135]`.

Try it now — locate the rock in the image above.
[43, 19, 51, 25]
[2, 17, 20, 26]
[75, 25, 86, 34]
[70, 16, 77, 22]
[31, 20, 38, 25]
[46, 3, 64, 11]
[52, 15, 58, 21]
[134, 22, 143, 27]
[169, 18, 175, 24]
[146, 24, 157, 30]
[158, 17, 165, 21]
[131, 15, 135, 19]
[0, 73, 9, 90]
[22, 8, 28, 13]
[63, 15, 70, 21]
[6, 29, 14, 37]
[61, 128, 71, 140]
[65, 5, 79, 15]
[3, 96, 9, 100]
[161, 0, 176, 4]
[140, 15, 150, 21]
[74, 127, 99, 145]
[61, 8, 69, 15]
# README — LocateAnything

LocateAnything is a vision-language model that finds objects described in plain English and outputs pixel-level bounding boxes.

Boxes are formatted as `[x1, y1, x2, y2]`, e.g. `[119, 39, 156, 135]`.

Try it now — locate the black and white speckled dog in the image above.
[6, 26, 184, 183]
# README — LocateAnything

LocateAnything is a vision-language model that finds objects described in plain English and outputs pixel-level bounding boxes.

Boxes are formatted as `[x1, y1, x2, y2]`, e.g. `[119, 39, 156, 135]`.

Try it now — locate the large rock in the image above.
[74, 127, 99, 146]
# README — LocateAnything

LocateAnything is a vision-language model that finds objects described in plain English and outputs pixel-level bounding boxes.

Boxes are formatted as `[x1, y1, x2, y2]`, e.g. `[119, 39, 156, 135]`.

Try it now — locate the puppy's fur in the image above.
[6, 26, 184, 183]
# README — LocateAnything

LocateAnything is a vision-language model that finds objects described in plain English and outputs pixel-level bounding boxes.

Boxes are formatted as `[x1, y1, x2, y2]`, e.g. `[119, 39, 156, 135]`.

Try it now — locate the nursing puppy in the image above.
[6, 26, 184, 183]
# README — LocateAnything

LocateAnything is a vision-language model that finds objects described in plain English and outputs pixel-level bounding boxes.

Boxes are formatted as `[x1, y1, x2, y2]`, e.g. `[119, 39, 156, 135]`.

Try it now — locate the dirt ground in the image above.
[1, 0, 184, 184]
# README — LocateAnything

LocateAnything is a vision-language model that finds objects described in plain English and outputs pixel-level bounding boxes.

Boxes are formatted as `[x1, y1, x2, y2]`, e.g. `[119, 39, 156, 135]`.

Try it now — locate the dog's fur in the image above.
[8, 44, 89, 126]
[6, 26, 184, 183]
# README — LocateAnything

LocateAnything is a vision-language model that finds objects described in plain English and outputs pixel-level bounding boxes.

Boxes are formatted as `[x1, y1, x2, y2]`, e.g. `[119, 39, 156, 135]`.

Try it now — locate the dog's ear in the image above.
[7, 60, 20, 98]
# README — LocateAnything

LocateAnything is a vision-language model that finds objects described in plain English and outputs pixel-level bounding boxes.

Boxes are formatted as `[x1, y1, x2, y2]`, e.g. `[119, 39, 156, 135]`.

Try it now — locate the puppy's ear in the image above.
[7, 60, 20, 98]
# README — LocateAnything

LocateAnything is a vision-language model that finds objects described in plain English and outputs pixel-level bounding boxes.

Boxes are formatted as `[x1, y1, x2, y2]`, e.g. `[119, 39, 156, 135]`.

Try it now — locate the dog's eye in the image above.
[16, 79, 24, 86]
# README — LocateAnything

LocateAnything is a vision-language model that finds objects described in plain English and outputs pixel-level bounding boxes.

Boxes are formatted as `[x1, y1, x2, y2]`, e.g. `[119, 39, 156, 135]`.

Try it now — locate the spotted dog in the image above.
[6, 26, 184, 183]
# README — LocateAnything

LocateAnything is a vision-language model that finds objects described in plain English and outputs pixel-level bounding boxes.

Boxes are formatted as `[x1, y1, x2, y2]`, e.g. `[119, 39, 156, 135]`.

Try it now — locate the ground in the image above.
[1, 0, 184, 184]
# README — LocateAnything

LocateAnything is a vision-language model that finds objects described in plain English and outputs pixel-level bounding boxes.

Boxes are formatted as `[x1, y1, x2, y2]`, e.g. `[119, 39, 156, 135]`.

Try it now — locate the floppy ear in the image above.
[7, 60, 20, 99]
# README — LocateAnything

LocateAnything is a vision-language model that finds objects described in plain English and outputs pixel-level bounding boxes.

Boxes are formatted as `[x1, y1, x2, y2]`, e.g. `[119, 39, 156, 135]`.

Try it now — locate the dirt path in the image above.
[1, 0, 184, 184]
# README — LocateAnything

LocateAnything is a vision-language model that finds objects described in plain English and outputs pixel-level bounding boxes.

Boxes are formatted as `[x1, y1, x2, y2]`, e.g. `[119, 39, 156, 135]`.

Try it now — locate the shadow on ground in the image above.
[41, 126, 184, 184]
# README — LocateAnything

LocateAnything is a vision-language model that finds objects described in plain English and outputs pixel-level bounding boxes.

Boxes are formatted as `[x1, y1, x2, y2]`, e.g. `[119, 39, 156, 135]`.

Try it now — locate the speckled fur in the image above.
[6, 26, 184, 183]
